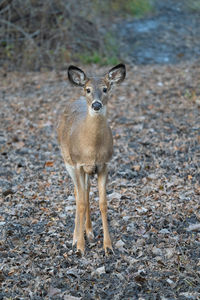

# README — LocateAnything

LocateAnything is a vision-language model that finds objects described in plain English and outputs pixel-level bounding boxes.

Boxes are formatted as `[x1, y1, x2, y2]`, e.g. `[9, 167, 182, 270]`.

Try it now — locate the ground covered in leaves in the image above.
[0, 62, 200, 299]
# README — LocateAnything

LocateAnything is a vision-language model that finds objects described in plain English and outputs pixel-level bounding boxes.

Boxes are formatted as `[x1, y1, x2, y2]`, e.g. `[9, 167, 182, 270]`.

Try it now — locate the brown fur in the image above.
[57, 64, 126, 254]
[57, 96, 113, 170]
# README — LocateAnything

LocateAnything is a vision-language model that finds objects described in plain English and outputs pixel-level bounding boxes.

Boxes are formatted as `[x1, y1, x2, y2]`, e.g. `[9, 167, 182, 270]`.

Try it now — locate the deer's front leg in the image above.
[64, 163, 80, 248]
[75, 166, 86, 255]
[98, 165, 113, 254]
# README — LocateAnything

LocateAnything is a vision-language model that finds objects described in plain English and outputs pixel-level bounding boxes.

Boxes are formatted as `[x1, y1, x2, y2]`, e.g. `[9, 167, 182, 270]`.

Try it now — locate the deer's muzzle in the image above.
[92, 101, 102, 111]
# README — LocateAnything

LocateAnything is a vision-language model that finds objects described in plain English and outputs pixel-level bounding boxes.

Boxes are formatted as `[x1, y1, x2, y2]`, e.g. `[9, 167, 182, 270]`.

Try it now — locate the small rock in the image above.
[64, 294, 81, 300]
[122, 216, 131, 222]
[179, 292, 197, 299]
[92, 266, 106, 276]
[108, 192, 121, 200]
[136, 207, 148, 214]
[65, 205, 75, 212]
[127, 257, 139, 265]
[48, 286, 61, 297]
[127, 224, 135, 233]
[116, 273, 124, 281]
[159, 228, 170, 234]
[186, 224, 200, 232]
[166, 278, 176, 288]
[136, 238, 145, 246]
[165, 248, 175, 259]
[110, 219, 119, 227]
[68, 195, 75, 202]
[115, 239, 125, 249]
[147, 173, 157, 180]
[133, 124, 143, 131]
[195, 98, 200, 106]
[93, 253, 99, 259]
[66, 268, 79, 278]
[152, 246, 162, 256]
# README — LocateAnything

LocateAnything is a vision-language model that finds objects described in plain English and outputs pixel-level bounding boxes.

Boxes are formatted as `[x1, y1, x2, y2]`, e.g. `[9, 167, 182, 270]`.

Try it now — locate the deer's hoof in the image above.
[76, 248, 84, 257]
[86, 230, 94, 242]
[104, 246, 114, 256]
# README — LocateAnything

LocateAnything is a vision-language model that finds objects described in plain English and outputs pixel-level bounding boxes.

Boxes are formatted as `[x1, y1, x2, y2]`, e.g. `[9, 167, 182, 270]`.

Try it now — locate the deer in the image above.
[57, 64, 126, 255]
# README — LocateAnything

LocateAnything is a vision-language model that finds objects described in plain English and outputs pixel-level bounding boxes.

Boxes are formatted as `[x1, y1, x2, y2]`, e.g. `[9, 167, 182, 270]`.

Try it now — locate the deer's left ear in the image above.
[107, 63, 126, 85]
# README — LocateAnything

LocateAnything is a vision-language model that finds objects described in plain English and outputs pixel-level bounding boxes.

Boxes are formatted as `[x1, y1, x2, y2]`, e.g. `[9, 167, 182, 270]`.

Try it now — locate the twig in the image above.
[0, 3, 11, 15]
[0, 19, 37, 45]
[0, 0, 13, 12]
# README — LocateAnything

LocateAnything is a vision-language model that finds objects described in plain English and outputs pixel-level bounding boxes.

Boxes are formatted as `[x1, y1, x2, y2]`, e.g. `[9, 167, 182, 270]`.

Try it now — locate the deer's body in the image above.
[58, 97, 113, 171]
[57, 64, 126, 255]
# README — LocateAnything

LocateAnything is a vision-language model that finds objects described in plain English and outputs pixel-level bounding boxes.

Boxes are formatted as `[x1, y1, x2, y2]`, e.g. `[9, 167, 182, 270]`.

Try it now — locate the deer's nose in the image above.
[92, 101, 102, 111]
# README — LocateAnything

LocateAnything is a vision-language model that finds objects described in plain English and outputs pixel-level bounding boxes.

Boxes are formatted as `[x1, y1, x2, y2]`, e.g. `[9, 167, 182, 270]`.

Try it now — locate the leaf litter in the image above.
[0, 62, 200, 299]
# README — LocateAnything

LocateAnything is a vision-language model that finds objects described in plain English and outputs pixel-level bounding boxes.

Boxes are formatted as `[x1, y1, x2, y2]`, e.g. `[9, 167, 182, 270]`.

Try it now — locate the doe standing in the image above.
[57, 64, 126, 255]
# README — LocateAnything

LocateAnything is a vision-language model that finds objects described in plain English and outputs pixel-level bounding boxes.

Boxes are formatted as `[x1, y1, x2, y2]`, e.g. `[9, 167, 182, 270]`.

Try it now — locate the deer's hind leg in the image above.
[98, 165, 113, 255]
[74, 166, 87, 254]
[85, 173, 94, 241]
[73, 187, 79, 247]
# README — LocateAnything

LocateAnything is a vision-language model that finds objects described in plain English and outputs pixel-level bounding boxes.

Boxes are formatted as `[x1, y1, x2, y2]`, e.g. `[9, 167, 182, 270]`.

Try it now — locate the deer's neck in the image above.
[70, 107, 112, 166]
[84, 109, 109, 139]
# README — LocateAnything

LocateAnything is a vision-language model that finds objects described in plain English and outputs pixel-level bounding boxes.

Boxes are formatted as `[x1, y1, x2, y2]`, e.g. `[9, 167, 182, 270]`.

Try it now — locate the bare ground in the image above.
[0, 62, 200, 299]
[117, 0, 200, 65]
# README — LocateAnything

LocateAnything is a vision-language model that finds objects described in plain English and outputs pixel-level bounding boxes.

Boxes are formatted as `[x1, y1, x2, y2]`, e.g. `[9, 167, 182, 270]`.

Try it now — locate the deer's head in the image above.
[68, 64, 126, 115]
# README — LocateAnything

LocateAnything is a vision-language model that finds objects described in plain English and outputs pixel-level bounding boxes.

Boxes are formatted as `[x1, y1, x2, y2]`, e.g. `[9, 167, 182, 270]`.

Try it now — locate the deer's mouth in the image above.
[89, 102, 107, 117]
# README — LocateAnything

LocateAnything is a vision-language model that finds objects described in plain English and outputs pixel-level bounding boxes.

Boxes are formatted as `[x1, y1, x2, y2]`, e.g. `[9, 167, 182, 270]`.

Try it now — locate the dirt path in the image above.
[117, 0, 200, 64]
[0, 62, 200, 299]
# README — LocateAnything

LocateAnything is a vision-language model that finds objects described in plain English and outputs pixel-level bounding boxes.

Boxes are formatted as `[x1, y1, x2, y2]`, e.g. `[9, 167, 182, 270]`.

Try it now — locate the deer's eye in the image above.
[86, 88, 91, 94]
[103, 87, 107, 93]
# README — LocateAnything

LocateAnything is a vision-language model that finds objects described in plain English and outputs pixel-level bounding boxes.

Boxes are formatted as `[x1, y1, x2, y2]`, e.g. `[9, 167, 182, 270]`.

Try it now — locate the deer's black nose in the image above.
[92, 101, 102, 111]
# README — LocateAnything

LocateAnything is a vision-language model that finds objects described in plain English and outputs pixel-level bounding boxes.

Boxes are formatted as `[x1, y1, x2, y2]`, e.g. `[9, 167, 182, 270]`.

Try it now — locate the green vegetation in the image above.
[124, 0, 154, 17]
[77, 0, 154, 66]
[92, 0, 154, 18]
[76, 30, 120, 66]
[77, 52, 119, 66]
[185, 0, 200, 12]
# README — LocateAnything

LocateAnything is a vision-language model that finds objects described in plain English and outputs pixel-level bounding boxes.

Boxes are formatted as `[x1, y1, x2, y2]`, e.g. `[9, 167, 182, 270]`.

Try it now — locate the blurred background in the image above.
[0, 0, 200, 71]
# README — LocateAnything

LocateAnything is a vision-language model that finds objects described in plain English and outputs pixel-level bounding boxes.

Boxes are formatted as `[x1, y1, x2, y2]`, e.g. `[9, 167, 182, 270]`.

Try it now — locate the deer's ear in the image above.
[107, 64, 126, 85]
[68, 65, 88, 87]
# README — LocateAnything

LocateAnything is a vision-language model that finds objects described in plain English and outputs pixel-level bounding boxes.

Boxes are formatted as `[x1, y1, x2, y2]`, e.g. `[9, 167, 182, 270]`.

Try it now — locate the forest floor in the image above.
[0, 61, 200, 299]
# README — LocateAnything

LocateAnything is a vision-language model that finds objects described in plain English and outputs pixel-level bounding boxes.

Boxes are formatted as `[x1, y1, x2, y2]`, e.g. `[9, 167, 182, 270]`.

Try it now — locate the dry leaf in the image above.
[45, 161, 54, 167]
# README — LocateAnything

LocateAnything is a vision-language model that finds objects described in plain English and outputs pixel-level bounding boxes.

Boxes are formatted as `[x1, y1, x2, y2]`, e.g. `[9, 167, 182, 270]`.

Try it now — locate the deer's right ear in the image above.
[68, 65, 88, 87]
